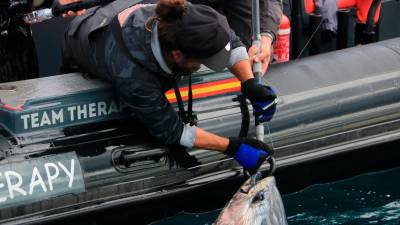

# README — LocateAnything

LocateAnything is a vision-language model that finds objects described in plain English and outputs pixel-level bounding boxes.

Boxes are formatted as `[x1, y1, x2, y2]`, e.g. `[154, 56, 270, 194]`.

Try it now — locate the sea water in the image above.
[152, 167, 400, 225]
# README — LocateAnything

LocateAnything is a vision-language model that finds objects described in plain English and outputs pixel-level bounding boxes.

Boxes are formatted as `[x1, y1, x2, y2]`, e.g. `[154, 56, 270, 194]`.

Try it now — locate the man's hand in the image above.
[248, 35, 273, 76]
[225, 137, 274, 174]
[241, 78, 277, 123]
[58, 0, 86, 17]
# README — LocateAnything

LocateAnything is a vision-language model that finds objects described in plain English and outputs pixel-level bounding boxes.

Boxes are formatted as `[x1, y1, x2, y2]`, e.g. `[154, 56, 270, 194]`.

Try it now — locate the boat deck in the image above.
[0, 73, 108, 108]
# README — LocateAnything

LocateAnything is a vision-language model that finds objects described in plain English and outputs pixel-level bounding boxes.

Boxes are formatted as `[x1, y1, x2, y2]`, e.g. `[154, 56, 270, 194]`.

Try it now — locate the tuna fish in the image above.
[214, 176, 288, 225]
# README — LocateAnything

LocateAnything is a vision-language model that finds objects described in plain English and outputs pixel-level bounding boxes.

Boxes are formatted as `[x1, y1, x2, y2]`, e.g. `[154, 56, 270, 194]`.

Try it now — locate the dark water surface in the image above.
[152, 167, 400, 225]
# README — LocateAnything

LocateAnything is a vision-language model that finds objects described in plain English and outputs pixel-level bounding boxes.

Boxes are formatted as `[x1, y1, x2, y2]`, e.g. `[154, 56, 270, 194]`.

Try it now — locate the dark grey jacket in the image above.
[63, 2, 245, 147]
[189, 0, 282, 47]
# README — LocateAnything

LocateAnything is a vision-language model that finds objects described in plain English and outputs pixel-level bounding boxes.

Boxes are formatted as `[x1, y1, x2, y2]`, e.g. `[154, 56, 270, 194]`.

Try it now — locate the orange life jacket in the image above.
[304, 0, 381, 24]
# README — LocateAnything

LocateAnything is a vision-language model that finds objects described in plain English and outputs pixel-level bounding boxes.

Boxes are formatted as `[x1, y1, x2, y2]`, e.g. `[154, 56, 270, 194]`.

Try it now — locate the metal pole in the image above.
[251, 0, 277, 177]
[251, 0, 264, 142]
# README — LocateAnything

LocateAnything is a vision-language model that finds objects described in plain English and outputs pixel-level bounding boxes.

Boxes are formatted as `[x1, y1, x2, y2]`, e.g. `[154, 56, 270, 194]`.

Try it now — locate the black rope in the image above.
[172, 74, 196, 126]
[172, 81, 189, 124]
[187, 74, 194, 124]
[366, 0, 381, 32]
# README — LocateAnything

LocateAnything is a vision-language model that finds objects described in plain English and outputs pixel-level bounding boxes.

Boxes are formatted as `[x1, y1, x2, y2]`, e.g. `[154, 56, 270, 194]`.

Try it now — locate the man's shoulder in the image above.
[122, 4, 156, 28]
[119, 5, 166, 77]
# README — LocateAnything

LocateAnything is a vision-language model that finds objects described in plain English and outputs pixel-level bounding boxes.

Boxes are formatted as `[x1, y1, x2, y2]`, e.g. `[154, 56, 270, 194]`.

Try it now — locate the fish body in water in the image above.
[214, 176, 287, 225]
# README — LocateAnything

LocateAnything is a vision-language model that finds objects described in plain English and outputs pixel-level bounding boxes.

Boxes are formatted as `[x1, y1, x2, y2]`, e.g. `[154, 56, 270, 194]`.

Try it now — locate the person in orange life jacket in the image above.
[63, 0, 277, 172]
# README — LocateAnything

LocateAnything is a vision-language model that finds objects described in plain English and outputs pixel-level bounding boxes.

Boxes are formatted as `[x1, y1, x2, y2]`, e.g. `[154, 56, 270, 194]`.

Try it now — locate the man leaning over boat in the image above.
[62, 0, 277, 173]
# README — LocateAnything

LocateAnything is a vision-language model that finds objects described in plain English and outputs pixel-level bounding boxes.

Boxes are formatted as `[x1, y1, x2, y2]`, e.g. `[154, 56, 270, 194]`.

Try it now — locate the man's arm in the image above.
[215, 0, 282, 75]
[113, 68, 250, 157]
[193, 128, 229, 152]
[225, 28, 254, 82]
[260, 0, 282, 41]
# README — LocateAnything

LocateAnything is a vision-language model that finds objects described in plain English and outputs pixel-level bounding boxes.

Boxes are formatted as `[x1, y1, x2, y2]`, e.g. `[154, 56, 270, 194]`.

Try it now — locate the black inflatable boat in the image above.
[0, 38, 400, 224]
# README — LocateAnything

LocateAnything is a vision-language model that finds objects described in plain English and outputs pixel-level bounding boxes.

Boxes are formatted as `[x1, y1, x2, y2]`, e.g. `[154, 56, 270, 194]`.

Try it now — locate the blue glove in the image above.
[225, 137, 274, 174]
[241, 78, 277, 123]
